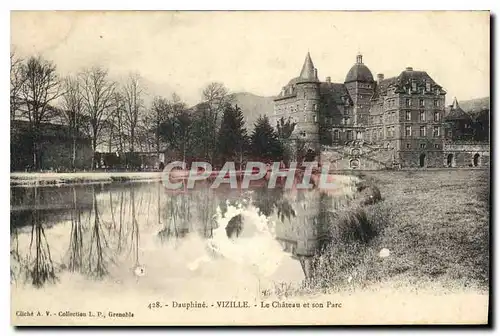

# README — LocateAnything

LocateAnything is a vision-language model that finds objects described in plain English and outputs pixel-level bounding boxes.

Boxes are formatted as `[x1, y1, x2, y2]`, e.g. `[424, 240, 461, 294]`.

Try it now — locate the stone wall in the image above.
[398, 150, 443, 168]
[320, 142, 490, 170]
[442, 143, 490, 168]
[321, 145, 394, 170]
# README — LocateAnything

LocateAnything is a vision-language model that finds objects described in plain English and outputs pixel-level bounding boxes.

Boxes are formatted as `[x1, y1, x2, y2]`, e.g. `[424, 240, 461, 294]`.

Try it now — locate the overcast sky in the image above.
[11, 11, 489, 106]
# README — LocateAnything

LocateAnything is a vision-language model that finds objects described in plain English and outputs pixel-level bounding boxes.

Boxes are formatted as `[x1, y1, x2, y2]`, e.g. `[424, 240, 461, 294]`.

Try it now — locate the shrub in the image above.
[308, 202, 391, 291]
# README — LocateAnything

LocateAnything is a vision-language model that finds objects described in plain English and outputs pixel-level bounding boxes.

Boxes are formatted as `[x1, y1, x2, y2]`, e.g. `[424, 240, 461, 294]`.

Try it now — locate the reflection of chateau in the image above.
[272, 52, 490, 169]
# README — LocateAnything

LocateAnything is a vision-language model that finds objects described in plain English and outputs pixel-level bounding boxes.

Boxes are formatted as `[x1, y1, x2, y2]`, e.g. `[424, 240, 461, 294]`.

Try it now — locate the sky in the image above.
[10, 11, 490, 106]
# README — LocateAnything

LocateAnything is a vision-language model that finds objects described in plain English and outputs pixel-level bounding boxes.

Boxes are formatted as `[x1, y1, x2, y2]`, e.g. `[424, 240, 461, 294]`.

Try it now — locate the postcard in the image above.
[10, 10, 490, 326]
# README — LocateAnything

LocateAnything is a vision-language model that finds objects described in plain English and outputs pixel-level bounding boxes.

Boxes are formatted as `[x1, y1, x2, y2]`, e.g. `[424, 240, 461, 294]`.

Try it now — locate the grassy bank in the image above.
[10, 172, 164, 187]
[270, 169, 490, 297]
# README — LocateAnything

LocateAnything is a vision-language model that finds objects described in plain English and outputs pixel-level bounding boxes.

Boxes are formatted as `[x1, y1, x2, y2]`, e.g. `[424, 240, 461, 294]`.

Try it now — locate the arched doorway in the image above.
[473, 153, 480, 167]
[419, 153, 426, 168]
[447, 154, 454, 167]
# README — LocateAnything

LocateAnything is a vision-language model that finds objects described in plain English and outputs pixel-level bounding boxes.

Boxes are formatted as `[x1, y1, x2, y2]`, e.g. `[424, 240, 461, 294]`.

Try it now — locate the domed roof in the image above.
[344, 54, 374, 83]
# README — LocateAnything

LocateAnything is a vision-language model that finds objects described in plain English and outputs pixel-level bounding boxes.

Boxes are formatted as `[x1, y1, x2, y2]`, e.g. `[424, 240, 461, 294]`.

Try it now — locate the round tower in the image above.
[294, 52, 321, 153]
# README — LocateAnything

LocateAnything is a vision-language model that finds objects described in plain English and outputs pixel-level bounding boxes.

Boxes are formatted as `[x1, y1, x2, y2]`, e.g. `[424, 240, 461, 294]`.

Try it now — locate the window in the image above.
[420, 126, 426, 137]
[419, 99, 425, 107]
[333, 130, 339, 140]
[434, 111, 440, 122]
[405, 126, 412, 137]
[392, 111, 396, 122]
[433, 100, 438, 107]
[313, 104, 318, 111]
[420, 143, 426, 149]
[433, 126, 440, 137]
[405, 98, 411, 107]
[406, 111, 411, 121]
[412, 81, 417, 91]
[406, 143, 411, 149]
[386, 126, 391, 138]
[434, 144, 440, 149]
[391, 126, 395, 138]
[356, 131, 362, 140]
[313, 114, 317, 123]
[304, 114, 308, 122]
[420, 111, 425, 121]
[300, 131, 306, 137]
[379, 116, 383, 124]
[346, 130, 353, 140]
[426, 82, 431, 91]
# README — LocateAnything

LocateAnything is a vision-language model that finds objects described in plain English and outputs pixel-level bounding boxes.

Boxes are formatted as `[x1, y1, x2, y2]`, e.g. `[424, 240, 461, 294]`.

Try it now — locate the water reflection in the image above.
[10, 177, 359, 289]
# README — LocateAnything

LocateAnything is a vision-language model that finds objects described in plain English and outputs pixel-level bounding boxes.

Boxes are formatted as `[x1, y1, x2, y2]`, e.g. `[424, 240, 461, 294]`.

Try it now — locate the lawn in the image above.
[307, 169, 490, 294]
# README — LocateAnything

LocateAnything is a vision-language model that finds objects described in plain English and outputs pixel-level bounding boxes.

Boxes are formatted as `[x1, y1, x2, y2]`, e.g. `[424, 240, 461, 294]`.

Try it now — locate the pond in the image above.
[10, 175, 360, 302]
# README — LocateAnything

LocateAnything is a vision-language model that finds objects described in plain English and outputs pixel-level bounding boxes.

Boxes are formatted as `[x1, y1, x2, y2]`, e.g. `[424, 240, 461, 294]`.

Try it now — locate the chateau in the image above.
[272, 52, 489, 169]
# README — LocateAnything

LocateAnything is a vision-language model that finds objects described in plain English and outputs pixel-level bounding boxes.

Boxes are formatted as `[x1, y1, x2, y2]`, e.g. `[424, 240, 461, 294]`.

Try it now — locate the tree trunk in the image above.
[130, 128, 135, 152]
[91, 138, 97, 171]
[72, 135, 77, 171]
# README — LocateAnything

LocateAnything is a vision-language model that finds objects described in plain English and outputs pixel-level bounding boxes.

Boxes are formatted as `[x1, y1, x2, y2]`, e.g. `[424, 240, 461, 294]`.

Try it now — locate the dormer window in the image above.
[411, 80, 417, 91]
[426, 82, 431, 92]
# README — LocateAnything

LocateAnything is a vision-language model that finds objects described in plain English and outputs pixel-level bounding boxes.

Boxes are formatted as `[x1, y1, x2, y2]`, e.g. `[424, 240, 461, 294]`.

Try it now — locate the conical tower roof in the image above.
[446, 97, 471, 121]
[297, 52, 319, 83]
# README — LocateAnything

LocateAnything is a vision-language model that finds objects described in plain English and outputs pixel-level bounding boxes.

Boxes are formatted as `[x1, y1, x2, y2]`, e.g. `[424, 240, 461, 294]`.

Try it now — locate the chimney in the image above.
[377, 73, 384, 83]
[326, 76, 331, 83]
[406, 67, 414, 71]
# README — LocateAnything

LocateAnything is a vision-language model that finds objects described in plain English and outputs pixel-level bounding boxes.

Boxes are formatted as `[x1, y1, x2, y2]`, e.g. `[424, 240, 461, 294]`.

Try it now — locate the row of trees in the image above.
[10, 50, 305, 171]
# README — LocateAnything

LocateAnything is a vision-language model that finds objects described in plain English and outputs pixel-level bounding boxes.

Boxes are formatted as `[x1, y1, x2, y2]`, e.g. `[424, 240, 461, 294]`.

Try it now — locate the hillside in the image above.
[459, 97, 490, 116]
[229, 92, 275, 130]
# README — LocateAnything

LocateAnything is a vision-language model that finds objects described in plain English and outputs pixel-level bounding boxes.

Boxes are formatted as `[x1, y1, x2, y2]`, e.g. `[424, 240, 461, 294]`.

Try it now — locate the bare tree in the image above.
[110, 92, 126, 153]
[60, 75, 85, 170]
[149, 96, 171, 157]
[20, 55, 63, 170]
[79, 67, 116, 169]
[122, 73, 145, 152]
[10, 49, 25, 122]
[201, 82, 233, 162]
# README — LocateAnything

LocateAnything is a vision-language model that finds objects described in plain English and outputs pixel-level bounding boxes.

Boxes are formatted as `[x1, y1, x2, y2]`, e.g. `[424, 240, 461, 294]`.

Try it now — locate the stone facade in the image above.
[442, 143, 490, 168]
[272, 52, 490, 169]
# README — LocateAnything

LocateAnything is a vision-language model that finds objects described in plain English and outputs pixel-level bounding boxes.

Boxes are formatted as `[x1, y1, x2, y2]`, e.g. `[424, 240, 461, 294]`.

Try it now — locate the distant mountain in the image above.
[229, 92, 275, 130]
[458, 97, 490, 116]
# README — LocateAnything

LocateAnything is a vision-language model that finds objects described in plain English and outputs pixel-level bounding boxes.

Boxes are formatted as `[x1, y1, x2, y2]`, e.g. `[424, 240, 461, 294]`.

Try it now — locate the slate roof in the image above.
[445, 98, 472, 121]
[345, 54, 374, 83]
